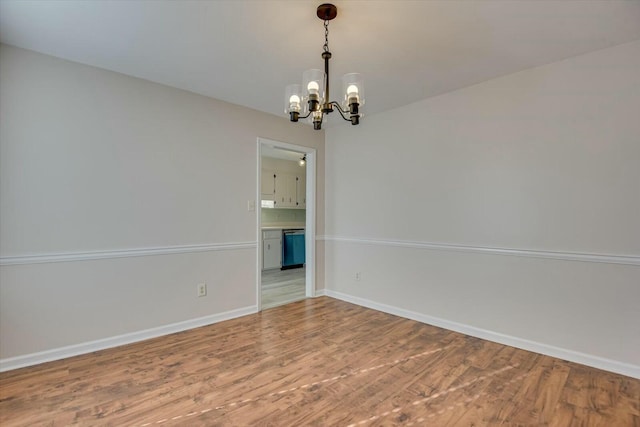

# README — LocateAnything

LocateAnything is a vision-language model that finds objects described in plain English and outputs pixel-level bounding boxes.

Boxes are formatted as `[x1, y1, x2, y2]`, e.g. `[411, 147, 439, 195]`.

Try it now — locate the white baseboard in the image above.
[0, 305, 258, 372]
[324, 290, 640, 379]
[314, 288, 327, 297]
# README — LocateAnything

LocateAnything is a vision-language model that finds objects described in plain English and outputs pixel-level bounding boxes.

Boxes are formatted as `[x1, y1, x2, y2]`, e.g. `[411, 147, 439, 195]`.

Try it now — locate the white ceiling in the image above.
[2, 0, 640, 121]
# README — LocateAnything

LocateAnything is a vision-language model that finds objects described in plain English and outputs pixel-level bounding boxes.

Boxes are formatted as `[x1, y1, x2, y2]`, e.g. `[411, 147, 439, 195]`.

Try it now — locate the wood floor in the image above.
[1, 297, 638, 426]
[261, 267, 305, 309]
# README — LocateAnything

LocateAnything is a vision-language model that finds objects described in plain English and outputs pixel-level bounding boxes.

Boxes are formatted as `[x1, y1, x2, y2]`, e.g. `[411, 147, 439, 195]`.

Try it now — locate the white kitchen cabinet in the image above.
[295, 174, 306, 208]
[275, 173, 297, 208]
[261, 169, 276, 201]
[260, 158, 306, 209]
[262, 229, 282, 270]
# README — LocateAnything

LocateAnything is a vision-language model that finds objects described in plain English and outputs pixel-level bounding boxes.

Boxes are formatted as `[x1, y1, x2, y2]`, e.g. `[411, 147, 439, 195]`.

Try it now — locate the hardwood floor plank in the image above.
[1, 297, 638, 426]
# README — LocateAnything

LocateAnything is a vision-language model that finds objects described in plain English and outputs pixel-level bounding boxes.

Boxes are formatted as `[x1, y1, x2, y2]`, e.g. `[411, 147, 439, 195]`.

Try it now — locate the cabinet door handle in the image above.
[268, 244, 270, 250]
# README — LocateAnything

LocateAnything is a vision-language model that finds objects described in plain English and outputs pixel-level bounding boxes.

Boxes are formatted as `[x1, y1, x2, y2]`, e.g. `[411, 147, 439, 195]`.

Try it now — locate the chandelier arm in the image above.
[329, 101, 353, 122]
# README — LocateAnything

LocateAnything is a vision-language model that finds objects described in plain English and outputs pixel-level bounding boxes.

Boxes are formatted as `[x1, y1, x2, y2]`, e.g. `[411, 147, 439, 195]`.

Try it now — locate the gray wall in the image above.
[0, 44, 325, 364]
[324, 41, 640, 377]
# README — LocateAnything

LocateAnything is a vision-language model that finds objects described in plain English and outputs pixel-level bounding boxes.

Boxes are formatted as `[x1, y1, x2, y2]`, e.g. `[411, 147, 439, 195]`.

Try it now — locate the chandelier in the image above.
[285, 3, 364, 130]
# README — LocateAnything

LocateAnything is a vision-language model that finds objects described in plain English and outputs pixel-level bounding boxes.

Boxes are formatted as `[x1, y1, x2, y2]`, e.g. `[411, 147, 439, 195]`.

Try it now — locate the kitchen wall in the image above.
[0, 44, 325, 368]
[261, 209, 306, 226]
[262, 157, 306, 174]
[324, 40, 640, 378]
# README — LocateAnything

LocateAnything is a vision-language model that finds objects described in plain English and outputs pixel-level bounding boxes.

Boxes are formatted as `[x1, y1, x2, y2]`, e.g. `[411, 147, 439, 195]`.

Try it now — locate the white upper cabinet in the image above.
[296, 174, 306, 208]
[261, 157, 306, 210]
[261, 169, 276, 201]
[275, 173, 297, 208]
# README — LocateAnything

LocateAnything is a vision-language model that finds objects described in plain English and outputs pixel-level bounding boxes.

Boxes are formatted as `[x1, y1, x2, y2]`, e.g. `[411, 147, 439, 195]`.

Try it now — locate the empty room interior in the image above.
[0, 1, 639, 426]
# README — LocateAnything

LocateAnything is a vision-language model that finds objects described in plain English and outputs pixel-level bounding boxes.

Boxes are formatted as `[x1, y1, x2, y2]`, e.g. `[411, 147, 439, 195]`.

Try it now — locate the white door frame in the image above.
[256, 137, 316, 311]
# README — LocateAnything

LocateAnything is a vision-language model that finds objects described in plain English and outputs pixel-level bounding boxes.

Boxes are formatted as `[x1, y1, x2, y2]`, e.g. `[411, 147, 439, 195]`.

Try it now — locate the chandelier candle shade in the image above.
[285, 3, 364, 130]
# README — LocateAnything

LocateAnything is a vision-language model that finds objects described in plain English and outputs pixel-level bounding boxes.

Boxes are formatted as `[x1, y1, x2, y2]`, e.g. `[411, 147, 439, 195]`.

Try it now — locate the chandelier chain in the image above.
[323, 19, 329, 53]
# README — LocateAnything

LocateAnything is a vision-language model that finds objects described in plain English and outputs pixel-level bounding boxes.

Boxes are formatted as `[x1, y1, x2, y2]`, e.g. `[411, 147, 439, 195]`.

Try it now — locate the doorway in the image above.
[257, 138, 316, 311]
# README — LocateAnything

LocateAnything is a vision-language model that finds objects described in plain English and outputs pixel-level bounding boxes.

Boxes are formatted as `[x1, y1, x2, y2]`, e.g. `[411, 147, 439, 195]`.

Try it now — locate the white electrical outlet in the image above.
[355, 272, 361, 281]
[197, 283, 207, 297]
